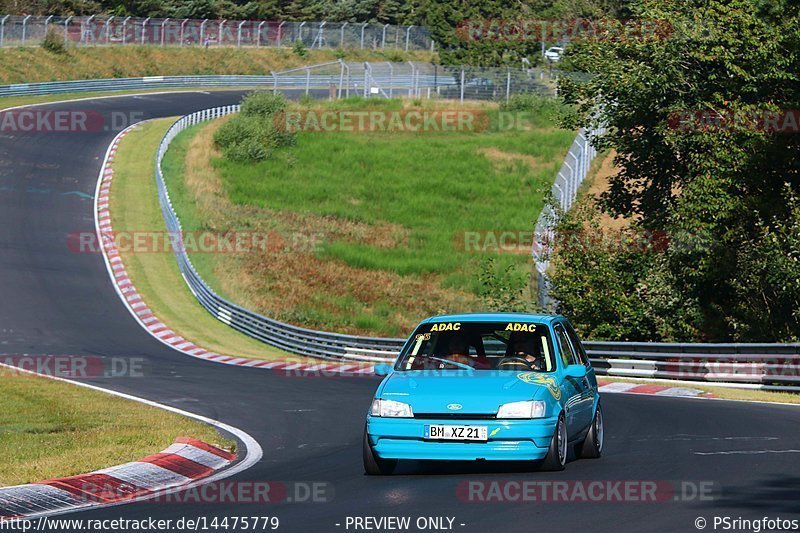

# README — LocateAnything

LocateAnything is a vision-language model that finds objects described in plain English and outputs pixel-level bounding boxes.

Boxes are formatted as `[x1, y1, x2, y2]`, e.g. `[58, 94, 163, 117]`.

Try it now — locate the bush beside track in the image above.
[0, 366, 234, 486]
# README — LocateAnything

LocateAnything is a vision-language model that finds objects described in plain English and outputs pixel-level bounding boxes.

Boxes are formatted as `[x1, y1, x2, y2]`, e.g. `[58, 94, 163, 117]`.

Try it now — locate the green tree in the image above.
[554, 0, 800, 341]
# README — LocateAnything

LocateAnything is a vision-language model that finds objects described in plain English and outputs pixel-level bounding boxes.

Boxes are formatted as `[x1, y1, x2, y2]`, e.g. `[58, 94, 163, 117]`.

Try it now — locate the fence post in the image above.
[219, 20, 226, 45]
[460, 67, 465, 104]
[0, 15, 8, 48]
[277, 21, 285, 45]
[200, 19, 207, 45]
[122, 16, 130, 45]
[506, 68, 511, 103]
[337, 59, 345, 99]
[161, 18, 169, 46]
[360, 23, 367, 49]
[317, 21, 326, 48]
[271, 70, 277, 93]
[406, 61, 415, 97]
[21, 15, 31, 46]
[297, 21, 306, 42]
[257, 21, 265, 47]
[405, 25, 413, 52]
[237, 20, 245, 47]
[105, 16, 113, 44]
[44, 15, 53, 40]
[142, 17, 150, 45]
[363, 63, 369, 97]
[305, 67, 311, 95]
[340, 22, 346, 47]
[386, 62, 393, 98]
[64, 16, 72, 46]
[180, 18, 187, 45]
[381, 23, 389, 49]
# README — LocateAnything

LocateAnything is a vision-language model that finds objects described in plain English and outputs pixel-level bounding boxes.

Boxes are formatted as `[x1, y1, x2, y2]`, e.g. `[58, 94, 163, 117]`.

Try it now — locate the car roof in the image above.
[420, 312, 564, 325]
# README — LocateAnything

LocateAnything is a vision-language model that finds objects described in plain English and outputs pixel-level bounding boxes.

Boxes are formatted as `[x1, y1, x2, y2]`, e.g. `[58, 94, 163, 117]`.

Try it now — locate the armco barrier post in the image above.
[460, 67, 465, 104]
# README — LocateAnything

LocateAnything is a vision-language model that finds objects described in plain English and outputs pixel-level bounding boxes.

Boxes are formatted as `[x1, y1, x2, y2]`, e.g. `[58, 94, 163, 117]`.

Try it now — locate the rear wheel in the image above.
[540, 414, 567, 471]
[363, 430, 397, 475]
[577, 404, 604, 459]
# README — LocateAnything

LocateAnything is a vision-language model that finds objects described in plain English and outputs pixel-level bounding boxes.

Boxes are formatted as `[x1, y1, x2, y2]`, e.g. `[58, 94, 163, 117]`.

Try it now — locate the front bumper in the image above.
[366, 416, 558, 461]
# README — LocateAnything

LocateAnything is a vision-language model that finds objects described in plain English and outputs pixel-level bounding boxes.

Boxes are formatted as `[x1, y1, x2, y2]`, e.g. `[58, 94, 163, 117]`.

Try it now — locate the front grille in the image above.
[414, 413, 496, 420]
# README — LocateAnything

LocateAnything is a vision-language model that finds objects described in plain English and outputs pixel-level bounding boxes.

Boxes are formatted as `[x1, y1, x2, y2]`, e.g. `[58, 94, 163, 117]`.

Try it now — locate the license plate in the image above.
[424, 424, 488, 441]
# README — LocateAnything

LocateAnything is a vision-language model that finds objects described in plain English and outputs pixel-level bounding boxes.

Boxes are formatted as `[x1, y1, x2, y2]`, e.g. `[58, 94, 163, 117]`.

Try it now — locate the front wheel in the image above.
[539, 414, 567, 471]
[363, 430, 397, 475]
[577, 404, 604, 459]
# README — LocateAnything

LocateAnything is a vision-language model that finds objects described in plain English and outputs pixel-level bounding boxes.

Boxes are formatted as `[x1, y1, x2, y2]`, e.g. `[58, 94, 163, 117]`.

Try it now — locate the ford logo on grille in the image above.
[447, 403, 463, 411]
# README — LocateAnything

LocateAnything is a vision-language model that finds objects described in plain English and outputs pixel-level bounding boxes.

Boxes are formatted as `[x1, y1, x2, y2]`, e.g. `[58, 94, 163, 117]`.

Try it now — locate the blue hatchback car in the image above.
[364, 313, 603, 475]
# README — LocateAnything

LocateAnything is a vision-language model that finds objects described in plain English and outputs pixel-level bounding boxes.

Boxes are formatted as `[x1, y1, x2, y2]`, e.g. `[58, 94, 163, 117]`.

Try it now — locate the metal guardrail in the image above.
[0, 15, 434, 52]
[155, 107, 800, 390]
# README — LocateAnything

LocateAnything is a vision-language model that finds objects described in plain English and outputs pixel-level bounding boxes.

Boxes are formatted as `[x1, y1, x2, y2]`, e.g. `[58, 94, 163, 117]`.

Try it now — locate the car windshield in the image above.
[395, 321, 555, 372]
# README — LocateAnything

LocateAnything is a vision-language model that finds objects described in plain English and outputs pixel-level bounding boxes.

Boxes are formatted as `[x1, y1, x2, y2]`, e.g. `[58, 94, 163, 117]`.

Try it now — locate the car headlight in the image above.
[370, 399, 413, 418]
[496, 400, 546, 419]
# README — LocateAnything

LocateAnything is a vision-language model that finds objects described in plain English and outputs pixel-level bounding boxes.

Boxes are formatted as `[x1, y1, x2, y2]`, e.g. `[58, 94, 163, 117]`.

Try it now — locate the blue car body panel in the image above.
[366, 312, 600, 462]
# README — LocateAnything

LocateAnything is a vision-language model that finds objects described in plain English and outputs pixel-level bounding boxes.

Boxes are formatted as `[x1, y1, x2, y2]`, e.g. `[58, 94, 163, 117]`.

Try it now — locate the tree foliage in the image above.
[553, 0, 800, 341]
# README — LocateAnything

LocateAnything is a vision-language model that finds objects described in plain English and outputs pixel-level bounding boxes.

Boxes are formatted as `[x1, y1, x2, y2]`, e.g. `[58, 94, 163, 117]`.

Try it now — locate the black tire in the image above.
[363, 430, 397, 475]
[577, 404, 604, 459]
[540, 414, 567, 471]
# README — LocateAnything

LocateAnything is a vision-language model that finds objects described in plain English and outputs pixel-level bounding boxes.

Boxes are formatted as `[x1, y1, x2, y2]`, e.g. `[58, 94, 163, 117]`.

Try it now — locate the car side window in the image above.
[564, 322, 589, 366]
[554, 325, 576, 368]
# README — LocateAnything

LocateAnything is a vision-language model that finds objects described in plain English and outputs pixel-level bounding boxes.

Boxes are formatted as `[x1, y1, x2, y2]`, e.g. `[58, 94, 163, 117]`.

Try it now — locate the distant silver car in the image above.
[545, 47, 564, 62]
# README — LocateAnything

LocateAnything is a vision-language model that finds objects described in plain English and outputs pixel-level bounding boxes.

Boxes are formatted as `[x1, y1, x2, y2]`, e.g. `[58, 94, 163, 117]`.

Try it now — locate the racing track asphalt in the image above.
[1, 91, 800, 532]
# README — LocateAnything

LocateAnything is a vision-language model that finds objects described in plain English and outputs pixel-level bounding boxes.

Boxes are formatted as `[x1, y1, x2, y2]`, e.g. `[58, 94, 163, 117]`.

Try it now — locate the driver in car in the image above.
[503, 334, 546, 371]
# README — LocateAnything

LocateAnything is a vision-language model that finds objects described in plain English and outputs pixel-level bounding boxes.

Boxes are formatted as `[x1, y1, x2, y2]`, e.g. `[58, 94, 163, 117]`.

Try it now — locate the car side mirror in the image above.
[564, 364, 587, 379]
[373, 364, 394, 377]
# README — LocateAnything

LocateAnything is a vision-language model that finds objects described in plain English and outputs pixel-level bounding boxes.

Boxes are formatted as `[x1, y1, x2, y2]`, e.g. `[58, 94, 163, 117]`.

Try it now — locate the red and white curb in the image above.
[96, 123, 375, 376]
[597, 379, 715, 398]
[0, 438, 235, 520]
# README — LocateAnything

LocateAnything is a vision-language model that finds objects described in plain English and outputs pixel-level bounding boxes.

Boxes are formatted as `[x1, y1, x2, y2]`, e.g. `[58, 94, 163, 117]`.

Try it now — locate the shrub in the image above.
[41, 29, 66, 54]
[224, 138, 269, 162]
[214, 92, 295, 163]
[240, 92, 288, 118]
[292, 39, 308, 58]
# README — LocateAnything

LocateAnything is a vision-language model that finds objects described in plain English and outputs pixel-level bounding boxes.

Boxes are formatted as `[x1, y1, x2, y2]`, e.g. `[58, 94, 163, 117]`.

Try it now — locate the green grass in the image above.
[110, 119, 302, 361]
[160, 99, 575, 336]
[0, 370, 234, 486]
[216, 108, 572, 279]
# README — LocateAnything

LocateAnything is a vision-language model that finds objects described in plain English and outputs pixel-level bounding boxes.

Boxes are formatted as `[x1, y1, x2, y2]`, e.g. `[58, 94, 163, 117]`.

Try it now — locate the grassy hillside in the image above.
[0, 46, 435, 84]
[162, 97, 574, 337]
